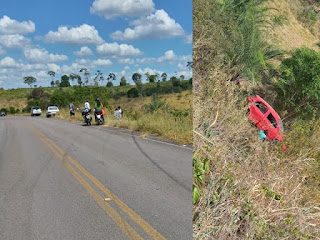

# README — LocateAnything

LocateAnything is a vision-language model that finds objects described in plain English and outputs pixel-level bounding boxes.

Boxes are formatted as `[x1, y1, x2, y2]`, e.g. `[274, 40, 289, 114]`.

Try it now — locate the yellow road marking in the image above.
[31, 128, 143, 240]
[28, 124, 167, 240]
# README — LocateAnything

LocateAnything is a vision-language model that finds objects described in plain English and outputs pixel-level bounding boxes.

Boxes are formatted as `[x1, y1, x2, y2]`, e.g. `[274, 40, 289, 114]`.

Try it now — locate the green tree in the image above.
[161, 72, 167, 82]
[55, 80, 60, 87]
[187, 61, 192, 70]
[77, 76, 82, 86]
[148, 75, 156, 83]
[69, 73, 80, 86]
[47, 71, 55, 86]
[94, 70, 104, 86]
[179, 75, 185, 81]
[106, 81, 113, 87]
[108, 72, 116, 81]
[60, 75, 70, 87]
[24, 76, 37, 87]
[51, 80, 55, 87]
[120, 76, 127, 86]
[80, 68, 90, 85]
[132, 73, 142, 84]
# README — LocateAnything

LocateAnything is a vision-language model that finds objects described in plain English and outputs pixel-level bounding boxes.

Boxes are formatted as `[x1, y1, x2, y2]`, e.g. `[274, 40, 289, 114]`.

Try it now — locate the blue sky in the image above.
[0, 0, 192, 89]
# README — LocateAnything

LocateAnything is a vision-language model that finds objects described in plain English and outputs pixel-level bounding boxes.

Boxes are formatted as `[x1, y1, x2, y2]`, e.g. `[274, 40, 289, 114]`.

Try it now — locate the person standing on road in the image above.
[69, 101, 75, 121]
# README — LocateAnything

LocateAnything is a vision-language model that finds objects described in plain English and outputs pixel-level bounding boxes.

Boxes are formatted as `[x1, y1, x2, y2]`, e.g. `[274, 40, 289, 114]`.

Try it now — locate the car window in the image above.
[49, 107, 58, 110]
[267, 113, 277, 128]
[254, 101, 269, 114]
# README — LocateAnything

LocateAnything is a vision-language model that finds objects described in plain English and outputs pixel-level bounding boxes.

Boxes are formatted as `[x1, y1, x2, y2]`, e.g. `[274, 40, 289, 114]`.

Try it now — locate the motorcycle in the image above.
[82, 109, 92, 126]
[95, 112, 104, 125]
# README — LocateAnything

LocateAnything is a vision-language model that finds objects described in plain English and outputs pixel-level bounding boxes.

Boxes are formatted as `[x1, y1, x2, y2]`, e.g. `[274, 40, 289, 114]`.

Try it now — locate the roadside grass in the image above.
[193, 64, 320, 239]
[54, 91, 192, 144]
[1, 85, 192, 144]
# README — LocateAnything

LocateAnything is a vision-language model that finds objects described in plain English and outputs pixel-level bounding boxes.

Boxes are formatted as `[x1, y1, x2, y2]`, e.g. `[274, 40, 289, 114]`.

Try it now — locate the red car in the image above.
[247, 95, 284, 141]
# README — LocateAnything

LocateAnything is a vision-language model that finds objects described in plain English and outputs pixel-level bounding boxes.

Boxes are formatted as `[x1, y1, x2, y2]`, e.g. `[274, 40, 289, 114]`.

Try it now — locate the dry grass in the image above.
[267, 0, 320, 51]
[0, 98, 28, 110]
[54, 91, 192, 144]
[193, 64, 320, 239]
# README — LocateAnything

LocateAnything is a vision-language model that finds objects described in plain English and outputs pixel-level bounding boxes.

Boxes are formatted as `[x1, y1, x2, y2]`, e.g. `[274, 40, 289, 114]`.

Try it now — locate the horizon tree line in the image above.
[23, 61, 192, 88]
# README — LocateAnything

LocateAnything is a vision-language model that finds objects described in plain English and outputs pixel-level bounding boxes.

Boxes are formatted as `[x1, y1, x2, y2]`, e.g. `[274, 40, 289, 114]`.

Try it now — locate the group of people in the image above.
[114, 106, 122, 121]
[68, 98, 122, 124]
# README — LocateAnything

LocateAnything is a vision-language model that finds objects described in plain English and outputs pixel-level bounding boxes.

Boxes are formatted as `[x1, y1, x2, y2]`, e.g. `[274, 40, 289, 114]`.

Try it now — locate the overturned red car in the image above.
[246, 95, 284, 141]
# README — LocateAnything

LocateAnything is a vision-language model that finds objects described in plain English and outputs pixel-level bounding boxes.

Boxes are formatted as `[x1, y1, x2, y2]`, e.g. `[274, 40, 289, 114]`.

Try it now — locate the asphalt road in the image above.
[0, 116, 192, 240]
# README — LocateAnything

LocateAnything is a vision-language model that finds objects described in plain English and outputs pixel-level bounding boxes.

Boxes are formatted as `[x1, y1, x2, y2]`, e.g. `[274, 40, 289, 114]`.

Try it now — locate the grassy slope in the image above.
[193, 0, 320, 239]
[267, 0, 320, 51]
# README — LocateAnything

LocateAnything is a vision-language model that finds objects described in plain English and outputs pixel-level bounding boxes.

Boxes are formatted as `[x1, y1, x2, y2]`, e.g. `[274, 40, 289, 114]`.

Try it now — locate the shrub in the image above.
[127, 88, 139, 98]
[106, 81, 113, 87]
[50, 90, 71, 107]
[145, 94, 165, 113]
[274, 47, 320, 119]
[9, 107, 16, 114]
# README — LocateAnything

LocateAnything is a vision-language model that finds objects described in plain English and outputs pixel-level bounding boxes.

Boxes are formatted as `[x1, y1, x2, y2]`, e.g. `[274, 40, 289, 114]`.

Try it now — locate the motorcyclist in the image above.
[84, 99, 91, 112]
[82, 99, 91, 123]
[94, 97, 104, 124]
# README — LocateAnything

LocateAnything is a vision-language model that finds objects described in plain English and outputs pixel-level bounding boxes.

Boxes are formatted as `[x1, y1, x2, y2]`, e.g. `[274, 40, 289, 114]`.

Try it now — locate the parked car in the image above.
[246, 95, 284, 141]
[46, 106, 60, 118]
[31, 106, 42, 116]
[0, 111, 6, 116]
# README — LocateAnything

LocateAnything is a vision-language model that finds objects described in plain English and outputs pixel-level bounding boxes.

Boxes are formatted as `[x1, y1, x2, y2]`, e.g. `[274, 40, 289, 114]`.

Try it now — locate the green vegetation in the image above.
[194, 0, 320, 239]
[275, 47, 320, 118]
[0, 80, 192, 144]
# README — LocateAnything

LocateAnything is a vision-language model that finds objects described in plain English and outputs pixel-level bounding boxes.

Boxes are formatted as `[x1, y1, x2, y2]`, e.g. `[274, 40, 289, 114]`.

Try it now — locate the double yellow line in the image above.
[28, 124, 166, 240]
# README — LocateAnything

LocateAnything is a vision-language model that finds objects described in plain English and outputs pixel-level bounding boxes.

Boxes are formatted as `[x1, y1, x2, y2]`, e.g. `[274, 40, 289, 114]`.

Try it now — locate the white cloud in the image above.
[96, 42, 143, 57]
[47, 63, 61, 73]
[118, 58, 134, 64]
[23, 47, 68, 63]
[75, 58, 112, 68]
[90, 0, 155, 19]
[21, 63, 46, 71]
[43, 24, 104, 45]
[0, 57, 20, 68]
[0, 16, 35, 35]
[124, 66, 130, 70]
[93, 59, 112, 66]
[136, 57, 156, 64]
[135, 50, 191, 65]
[0, 34, 31, 49]
[110, 10, 184, 41]
[0, 46, 5, 55]
[158, 50, 177, 62]
[74, 46, 93, 56]
[184, 33, 192, 44]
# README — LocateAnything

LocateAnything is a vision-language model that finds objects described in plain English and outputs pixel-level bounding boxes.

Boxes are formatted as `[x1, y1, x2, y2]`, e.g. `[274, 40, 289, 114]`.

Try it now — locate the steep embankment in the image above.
[193, 0, 320, 239]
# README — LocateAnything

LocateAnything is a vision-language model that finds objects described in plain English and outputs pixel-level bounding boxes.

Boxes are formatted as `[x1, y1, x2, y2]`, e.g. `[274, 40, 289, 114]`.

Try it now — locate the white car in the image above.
[31, 106, 42, 116]
[46, 106, 60, 118]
